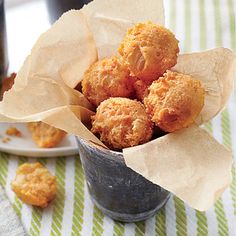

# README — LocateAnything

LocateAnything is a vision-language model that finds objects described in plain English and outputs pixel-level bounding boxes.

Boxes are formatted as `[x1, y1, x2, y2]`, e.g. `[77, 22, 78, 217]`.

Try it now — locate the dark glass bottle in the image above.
[0, 0, 8, 84]
[46, 0, 92, 24]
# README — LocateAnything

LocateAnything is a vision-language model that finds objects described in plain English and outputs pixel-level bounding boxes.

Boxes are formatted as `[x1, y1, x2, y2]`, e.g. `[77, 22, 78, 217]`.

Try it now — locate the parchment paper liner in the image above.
[0, 0, 235, 211]
[123, 125, 232, 211]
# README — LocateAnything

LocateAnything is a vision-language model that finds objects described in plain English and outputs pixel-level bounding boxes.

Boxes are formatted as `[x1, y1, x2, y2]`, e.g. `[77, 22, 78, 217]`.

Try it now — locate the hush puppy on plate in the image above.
[118, 22, 179, 83]
[11, 162, 56, 208]
[91, 97, 153, 150]
[28, 122, 66, 148]
[144, 71, 205, 132]
[82, 56, 135, 107]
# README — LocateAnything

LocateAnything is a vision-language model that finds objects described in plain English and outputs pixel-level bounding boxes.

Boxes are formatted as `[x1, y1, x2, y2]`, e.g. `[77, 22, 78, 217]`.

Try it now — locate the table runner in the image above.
[0, 0, 235, 235]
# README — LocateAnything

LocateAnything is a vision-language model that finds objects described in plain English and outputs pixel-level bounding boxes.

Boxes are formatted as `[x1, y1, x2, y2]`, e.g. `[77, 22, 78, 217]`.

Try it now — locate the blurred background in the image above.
[5, 0, 92, 75]
[5, 0, 49, 73]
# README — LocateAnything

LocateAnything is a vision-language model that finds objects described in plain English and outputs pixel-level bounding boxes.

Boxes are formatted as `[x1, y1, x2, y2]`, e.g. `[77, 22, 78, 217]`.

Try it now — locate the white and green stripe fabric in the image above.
[0, 0, 236, 235]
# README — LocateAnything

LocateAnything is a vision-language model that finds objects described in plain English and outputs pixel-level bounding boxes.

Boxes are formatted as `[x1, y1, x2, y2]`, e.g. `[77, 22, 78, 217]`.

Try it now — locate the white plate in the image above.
[0, 123, 79, 157]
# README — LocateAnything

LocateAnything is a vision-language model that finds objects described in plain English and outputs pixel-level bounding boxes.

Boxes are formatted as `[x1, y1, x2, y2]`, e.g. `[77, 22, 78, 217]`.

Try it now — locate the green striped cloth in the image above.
[0, 0, 236, 235]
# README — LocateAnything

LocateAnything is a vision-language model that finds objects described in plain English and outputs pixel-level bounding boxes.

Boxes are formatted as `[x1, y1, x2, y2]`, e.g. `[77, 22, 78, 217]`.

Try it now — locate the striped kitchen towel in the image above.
[0, 0, 235, 235]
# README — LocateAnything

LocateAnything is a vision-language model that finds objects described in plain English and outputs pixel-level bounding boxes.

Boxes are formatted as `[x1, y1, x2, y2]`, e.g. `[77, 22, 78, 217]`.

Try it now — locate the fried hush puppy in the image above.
[91, 97, 153, 150]
[11, 162, 56, 208]
[144, 71, 205, 132]
[28, 122, 66, 148]
[82, 56, 134, 107]
[118, 22, 179, 83]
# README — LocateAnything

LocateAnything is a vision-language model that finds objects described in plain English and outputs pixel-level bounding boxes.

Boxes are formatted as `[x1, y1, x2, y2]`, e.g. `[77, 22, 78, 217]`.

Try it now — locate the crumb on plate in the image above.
[2, 137, 11, 143]
[6, 127, 22, 137]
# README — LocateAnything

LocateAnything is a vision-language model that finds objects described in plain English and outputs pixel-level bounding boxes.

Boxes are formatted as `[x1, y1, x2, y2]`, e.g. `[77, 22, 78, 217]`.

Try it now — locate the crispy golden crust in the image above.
[11, 162, 56, 208]
[133, 79, 150, 101]
[28, 122, 66, 148]
[82, 56, 135, 107]
[91, 97, 153, 150]
[118, 22, 179, 83]
[144, 71, 205, 132]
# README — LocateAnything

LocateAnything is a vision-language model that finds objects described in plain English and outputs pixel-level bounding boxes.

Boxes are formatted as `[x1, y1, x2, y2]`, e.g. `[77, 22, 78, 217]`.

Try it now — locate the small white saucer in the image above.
[0, 123, 79, 157]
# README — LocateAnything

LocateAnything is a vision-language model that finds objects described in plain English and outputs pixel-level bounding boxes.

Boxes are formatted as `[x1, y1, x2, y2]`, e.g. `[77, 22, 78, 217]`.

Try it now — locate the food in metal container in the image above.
[144, 70, 205, 132]
[118, 22, 179, 83]
[91, 97, 153, 149]
[82, 56, 135, 107]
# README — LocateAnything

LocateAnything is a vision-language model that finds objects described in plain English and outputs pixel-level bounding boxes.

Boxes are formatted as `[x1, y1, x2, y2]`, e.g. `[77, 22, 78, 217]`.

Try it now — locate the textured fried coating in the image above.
[11, 162, 56, 208]
[91, 97, 153, 150]
[133, 79, 150, 101]
[82, 56, 135, 107]
[28, 122, 66, 148]
[118, 22, 179, 83]
[144, 71, 205, 132]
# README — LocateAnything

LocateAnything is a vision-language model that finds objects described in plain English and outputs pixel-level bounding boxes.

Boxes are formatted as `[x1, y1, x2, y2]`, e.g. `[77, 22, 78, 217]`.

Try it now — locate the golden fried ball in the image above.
[118, 22, 179, 83]
[11, 162, 56, 208]
[28, 122, 66, 148]
[82, 56, 135, 107]
[144, 71, 205, 132]
[91, 97, 153, 150]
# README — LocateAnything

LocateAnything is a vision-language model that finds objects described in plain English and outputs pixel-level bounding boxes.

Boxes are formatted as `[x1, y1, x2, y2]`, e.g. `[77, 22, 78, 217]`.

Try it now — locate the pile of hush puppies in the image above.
[82, 21, 205, 150]
[10, 22, 207, 209]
